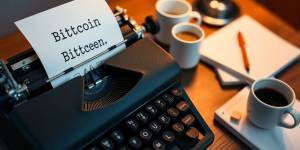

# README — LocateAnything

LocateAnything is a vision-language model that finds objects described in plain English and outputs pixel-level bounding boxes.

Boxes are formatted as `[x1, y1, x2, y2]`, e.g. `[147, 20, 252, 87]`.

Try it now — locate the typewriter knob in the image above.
[143, 16, 160, 35]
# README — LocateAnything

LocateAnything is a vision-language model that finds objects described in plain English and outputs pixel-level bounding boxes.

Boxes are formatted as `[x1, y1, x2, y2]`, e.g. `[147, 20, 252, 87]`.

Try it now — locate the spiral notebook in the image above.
[201, 15, 300, 85]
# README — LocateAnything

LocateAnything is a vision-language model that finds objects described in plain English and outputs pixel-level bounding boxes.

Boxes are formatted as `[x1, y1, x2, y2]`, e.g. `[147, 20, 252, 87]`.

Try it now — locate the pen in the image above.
[237, 31, 250, 73]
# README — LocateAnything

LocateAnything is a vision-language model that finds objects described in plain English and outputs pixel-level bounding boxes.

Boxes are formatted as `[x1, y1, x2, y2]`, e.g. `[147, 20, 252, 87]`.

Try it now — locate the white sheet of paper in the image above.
[15, 0, 124, 87]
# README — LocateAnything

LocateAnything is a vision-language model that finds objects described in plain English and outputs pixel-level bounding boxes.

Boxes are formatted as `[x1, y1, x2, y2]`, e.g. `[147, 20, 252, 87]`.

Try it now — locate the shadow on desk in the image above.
[181, 61, 246, 90]
[180, 67, 197, 87]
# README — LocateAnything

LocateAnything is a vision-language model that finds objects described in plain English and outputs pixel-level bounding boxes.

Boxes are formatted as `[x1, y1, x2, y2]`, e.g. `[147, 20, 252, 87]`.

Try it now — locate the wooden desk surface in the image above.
[0, 0, 300, 149]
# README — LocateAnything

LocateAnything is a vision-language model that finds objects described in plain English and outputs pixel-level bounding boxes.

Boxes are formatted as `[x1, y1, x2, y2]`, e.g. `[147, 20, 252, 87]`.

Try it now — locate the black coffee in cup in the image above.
[254, 88, 289, 107]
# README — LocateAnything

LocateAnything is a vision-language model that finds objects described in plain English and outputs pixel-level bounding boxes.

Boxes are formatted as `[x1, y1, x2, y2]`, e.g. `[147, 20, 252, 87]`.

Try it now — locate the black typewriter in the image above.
[0, 7, 214, 150]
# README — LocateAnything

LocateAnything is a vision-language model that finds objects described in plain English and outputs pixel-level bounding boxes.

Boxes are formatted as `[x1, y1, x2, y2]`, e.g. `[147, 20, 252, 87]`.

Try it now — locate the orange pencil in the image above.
[237, 31, 250, 73]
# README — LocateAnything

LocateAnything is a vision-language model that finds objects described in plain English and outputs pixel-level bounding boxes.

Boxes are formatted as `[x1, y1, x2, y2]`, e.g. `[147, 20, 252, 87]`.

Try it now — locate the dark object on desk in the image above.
[0, 38, 214, 150]
[197, 0, 240, 26]
[0, 6, 213, 149]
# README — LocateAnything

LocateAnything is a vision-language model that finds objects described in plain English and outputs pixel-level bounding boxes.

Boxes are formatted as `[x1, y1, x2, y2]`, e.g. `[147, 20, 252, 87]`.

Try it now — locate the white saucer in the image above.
[214, 87, 300, 150]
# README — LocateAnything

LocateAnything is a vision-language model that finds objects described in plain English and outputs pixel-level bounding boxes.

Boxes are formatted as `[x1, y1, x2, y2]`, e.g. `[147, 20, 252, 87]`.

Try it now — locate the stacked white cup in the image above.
[155, 0, 205, 69]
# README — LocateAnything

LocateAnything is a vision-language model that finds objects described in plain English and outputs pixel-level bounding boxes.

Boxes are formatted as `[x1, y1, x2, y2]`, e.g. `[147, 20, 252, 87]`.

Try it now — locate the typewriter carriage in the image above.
[0, 6, 159, 112]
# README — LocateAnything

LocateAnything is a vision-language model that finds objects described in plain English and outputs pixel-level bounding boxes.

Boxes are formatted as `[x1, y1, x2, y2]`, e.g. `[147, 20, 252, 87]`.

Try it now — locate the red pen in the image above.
[237, 31, 250, 73]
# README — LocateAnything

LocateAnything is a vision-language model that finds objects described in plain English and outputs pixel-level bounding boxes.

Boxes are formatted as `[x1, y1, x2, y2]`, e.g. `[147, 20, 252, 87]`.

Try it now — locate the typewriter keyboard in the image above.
[85, 85, 213, 150]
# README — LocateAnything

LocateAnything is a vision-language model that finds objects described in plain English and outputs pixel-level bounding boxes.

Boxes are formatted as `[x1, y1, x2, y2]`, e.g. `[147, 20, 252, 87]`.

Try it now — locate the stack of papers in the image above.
[201, 15, 300, 86]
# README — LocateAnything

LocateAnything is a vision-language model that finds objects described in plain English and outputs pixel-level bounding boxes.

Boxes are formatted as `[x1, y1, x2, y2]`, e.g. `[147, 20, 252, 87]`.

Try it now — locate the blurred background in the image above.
[0, 0, 71, 37]
[256, 0, 300, 31]
[0, 0, 299, 37]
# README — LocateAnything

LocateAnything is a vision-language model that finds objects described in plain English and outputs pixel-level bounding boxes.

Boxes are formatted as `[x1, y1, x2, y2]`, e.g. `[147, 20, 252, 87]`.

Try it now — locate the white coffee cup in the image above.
[170, 22, 205, 69]
[155, 0, 202, 45]
[247, 78, 300, 129]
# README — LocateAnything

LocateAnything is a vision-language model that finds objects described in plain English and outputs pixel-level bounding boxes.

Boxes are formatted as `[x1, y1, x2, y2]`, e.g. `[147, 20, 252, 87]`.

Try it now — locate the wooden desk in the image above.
[0, 0, 299, 149]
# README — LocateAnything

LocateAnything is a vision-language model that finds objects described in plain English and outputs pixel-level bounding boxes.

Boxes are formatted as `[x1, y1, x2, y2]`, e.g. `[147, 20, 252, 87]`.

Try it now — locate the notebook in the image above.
[201, 15, 300, 85]
[215, 68, 246, 86]
[214, 87, 300, 150]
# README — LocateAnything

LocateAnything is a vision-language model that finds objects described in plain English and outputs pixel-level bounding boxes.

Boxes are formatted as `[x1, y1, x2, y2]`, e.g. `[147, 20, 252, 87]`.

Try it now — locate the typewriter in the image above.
[0, 7, 214, 150]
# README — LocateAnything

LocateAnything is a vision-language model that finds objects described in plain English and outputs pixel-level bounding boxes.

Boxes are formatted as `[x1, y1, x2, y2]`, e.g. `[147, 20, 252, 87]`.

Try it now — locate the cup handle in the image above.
[279, 109, 300, 128]
[188, 11, 202, 25]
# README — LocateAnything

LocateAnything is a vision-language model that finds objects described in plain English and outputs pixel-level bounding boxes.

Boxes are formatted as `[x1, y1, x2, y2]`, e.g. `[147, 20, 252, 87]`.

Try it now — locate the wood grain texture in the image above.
[263, 0, 300, 30]
[0, 0, 299, 149]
